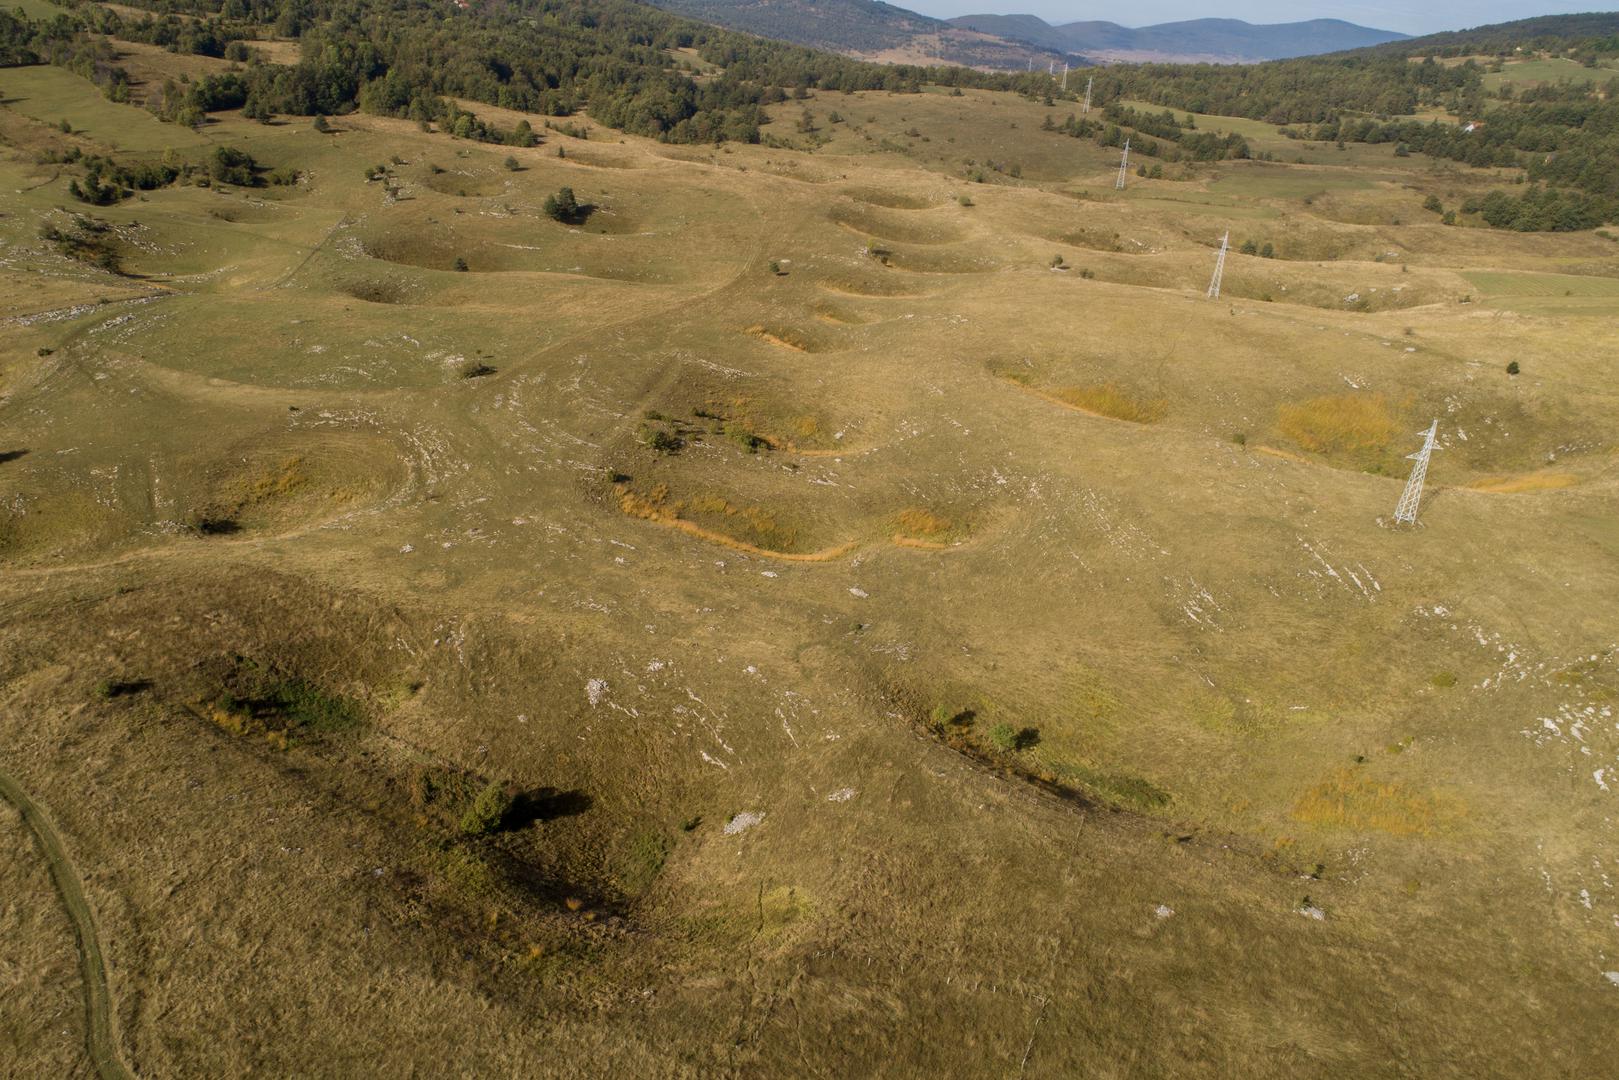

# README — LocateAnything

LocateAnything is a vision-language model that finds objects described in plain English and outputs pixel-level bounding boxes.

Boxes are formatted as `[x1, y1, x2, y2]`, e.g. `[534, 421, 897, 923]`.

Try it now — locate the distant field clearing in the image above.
[1461, 270, 1619, 298]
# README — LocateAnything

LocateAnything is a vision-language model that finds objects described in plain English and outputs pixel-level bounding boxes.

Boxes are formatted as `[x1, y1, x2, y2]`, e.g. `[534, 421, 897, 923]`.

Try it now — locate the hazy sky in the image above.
[900, 1, 1602, 37]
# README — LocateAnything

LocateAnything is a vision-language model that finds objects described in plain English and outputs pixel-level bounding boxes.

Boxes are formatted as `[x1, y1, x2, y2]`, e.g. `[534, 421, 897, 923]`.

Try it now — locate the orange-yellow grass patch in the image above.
[1005, 378, 1167, 424]
[745, 325, 807, 352]
[1291, 767, 1465, 837]
[1278, 393, 1399, 455]
[1466, 472, 1578, 494]
[892, 506, 960, 549]
[617, 485, 855, 561]
[1255, 446, 1315, 466]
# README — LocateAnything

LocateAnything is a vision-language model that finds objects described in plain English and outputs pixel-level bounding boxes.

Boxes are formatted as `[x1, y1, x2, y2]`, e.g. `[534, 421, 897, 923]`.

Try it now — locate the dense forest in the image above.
[1095, 20, 1619, 230]
[0, 0, 1055, 145]
[1358, 12, 1619, 60]
[1098, 54, 1480, 125]
[2, 3, 1616, 229]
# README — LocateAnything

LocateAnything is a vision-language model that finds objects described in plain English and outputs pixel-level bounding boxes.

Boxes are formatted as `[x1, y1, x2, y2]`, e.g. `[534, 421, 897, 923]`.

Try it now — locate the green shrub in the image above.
[459, 780, 514, 836]
[644, 428, 681, 454]
[989, 723, 1018, 751]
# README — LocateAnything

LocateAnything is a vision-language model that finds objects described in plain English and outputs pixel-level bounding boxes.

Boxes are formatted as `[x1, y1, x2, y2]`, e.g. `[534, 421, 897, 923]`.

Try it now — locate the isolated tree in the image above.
[1239, 238, 1258, 255]
[542, 186, 579, 222]
[312, 114, 331, 133]
[503, 155, 520, 171]
[509, 119, 537, 147]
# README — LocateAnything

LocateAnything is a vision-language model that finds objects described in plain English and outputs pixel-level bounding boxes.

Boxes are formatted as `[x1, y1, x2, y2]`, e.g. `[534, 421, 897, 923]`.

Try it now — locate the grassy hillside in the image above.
[1, 8, 1618, 1076]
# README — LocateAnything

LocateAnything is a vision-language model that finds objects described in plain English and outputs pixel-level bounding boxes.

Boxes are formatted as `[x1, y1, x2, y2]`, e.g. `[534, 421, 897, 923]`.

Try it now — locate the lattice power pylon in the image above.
[1115, 138, 1130, 190]
[1393, 419, 1440, 525]
[1083, 75, 1093, 114]
[1206, 230, 1229, 298]
[1061, 63, 1069, 91]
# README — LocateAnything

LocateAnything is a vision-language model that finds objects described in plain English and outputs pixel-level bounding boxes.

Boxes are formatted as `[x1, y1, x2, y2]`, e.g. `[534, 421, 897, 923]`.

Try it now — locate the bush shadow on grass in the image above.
[507, 787, 593, 828]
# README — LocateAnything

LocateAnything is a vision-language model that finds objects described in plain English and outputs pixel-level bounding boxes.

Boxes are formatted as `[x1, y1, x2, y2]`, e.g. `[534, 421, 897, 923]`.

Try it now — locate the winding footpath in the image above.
[0, 768, 135, 1080]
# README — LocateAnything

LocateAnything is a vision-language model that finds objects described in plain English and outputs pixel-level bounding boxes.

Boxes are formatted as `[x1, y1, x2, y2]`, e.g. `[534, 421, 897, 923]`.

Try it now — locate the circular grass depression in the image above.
[829, 203, 967, 246]
[181, 431, 410, 536]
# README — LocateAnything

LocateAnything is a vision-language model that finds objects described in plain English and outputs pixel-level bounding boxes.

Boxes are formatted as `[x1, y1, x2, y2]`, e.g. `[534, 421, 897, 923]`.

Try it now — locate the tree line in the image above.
[3, 0, 1064, 147]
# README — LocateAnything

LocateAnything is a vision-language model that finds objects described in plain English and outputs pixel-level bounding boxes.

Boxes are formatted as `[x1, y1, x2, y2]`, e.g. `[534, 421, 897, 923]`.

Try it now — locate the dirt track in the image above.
[0, 768, 135, 1080]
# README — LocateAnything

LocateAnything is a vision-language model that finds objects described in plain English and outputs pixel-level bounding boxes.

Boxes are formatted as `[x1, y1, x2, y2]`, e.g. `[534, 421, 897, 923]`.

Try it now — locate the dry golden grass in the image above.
[617, 486, 854, 561]
[892, 506, 961, 549]
[243, 456, 309, 501]
[1291, 768, 1465, 837]
[1254, 445, 1316, 466]
[895, 507, 951, 537]
[1047, 383, 1168, 424]
[6, 62, 1619, 1078]
[1466, 471, 1579, 494]
[1278, 393, 1400, 455]
[744, 324, 809, 352]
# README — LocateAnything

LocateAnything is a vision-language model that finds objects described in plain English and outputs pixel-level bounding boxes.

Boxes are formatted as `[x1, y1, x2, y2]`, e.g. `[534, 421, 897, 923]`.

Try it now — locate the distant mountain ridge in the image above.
[947, 15, 1409, 62]
[645, 1, 1407, 67]
[646, 0, 1073, 68]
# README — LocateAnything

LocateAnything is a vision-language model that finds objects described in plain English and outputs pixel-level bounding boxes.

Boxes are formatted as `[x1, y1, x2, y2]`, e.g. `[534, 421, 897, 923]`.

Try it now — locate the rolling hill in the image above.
[949, 15, 1409, 62]
[648, 0, 1405, 66]
[3, 1, 1618, 1075]
[647, 0, 1074, 68]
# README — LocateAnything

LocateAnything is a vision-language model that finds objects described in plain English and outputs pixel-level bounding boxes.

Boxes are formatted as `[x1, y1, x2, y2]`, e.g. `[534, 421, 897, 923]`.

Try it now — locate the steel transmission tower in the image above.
[1061, 63, 1069, 91]
[1206, 231, 1229, 298]
[1115, 138, 1130, 190]
[1393, 420, 1440, 525]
